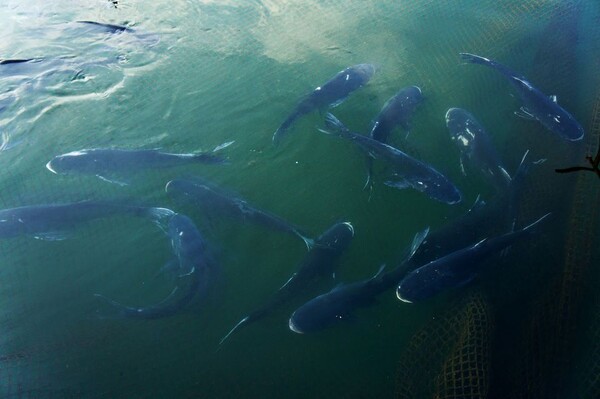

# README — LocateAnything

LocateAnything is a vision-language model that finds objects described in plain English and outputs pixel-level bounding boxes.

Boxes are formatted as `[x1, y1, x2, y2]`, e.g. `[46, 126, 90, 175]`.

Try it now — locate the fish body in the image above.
[460, 53, 584, 141]
[76, 20, 134, 33]
[47, 148, 226, 181]
[370, 86, 423, 143]
[273, 64, 376, 144]
[165, 178, 314, 249]
[0, 201, 173, 240]
[220, 221, 354, 344]
[445, 107, 511, 191]
[321, 113, 462, 205]
[396, 213, 550, 303]
[288, 229, 427, 334]
[95, 214, 216, 319]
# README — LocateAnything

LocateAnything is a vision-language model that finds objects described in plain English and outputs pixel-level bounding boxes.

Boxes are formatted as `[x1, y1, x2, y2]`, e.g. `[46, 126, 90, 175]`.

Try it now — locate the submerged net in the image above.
[395, 290, 493, 399]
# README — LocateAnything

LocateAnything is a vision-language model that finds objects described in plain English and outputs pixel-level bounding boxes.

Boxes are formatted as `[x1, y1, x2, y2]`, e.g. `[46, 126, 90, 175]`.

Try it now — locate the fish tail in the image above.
[272, 113, 300, 145]
[323, 113, 350, 135]
[218, 316, 250, 347]
[93, 293, 133, 317]
[294, 231, 314, 250]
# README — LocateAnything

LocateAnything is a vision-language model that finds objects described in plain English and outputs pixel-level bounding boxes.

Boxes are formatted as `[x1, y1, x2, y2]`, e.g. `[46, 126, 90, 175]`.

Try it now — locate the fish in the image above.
[319, 113, 462, 205]
[95, 213, 217, 319]
[445, 107, 511, 191]
[219, 221, 354, 344]
[460, 53, 584, 141]
[365, 86, 424, 189]
[288, 228, 427, 334]
[370, 86, 424, 143]
[396, 213, 551, 303]
[272, 63, 376, 145]
[75, 21, 160, 46]
[409, 149, 533, 267]
[165, 178, 314, 250]
[0, 201, 174, 240]
[46, 143, 233, 185]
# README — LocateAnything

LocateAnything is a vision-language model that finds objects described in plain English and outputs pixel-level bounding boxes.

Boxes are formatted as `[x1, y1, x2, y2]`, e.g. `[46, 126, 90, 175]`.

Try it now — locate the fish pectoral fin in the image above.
[514, 107, 537, 121]
[33, 231, 70, 241]
[459, 154, 467, 176]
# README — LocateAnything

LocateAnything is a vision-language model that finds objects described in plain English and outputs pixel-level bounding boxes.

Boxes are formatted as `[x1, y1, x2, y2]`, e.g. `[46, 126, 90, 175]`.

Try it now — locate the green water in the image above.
[1, 0, 600, 398]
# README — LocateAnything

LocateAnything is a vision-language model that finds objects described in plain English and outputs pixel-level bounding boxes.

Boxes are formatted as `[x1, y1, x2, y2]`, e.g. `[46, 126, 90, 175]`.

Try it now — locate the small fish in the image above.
[320, 113, 462, 205]
[288, 228, 427, 334]
[95, 214, 217, 319]
[219, 221, 354, 345]
[272, 64, 376, 145]
[396, 213, 551, 303]
[0, 201, 174, 240]
[460, 53, 584, 141]
[445, 107, 511, 191]
[165, 178, 314, 250]
[76, 21, 135, 34]
[47, 144, 232, 184]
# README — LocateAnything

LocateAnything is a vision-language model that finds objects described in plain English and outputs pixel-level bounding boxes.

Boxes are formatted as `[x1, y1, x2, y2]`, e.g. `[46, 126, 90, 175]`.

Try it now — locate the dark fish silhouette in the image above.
[47, 143, 233, 185]
[219, 221, 354, 344]
[320, 113, 462, 205]
[460, 53, 584, 141]
[396, 213, 550, 303]
[165, 178, 314, 249]
[76, 21, 134, 34]
[0, 201, 173, 240]
[288, 229, 427, 334]
[272, 64, 376, 145]
[445, 107, 511, 191]
[95, 214, 217, 319]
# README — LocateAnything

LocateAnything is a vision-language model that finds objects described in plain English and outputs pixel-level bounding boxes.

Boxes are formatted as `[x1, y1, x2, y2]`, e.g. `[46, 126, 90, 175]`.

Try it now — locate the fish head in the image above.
[168, 213, 206, 261]
[396, 271, 432, 303]
[289, 294, 341, 334]
[46, 150, 98, 175]
[544, 111, 585, 142]
[409, 176, 462, 205]
[351, 63, 377, 83]
[445, 108, 479, 148]
[315, 221, 354, 251]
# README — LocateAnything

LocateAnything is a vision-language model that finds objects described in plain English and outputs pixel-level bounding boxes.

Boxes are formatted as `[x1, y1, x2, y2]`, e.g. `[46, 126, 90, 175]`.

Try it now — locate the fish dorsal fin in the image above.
[549, 95, 557, 103]
[373, 263, 386, 279]
[473, 238, 487, 248]
[407, 228, 429, 260]
[468, 194, 486, 213]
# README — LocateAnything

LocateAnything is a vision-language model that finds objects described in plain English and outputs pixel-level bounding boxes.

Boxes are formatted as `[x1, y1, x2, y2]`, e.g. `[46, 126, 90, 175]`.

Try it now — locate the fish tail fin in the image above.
[93, 293, 132, 318]
[218, 316, 250, 347]
[272, 113, 300, 146]
[298, 234, 315, 251]
[323, 112, 350, 135]
[144, 207, 175, 232]
[407, 227, 429, 260]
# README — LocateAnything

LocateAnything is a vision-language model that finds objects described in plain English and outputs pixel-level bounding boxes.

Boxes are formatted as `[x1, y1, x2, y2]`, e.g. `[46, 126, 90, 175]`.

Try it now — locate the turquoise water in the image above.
[1, 0, 600, 398]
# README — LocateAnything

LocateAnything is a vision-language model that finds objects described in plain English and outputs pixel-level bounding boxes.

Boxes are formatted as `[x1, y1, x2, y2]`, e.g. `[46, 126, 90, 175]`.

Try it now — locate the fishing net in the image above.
[396, 1, 600, 398]
[395, 290, 493, 399]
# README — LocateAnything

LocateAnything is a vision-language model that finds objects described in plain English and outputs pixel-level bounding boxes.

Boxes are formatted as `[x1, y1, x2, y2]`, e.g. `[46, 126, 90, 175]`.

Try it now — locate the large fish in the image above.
[396, 213, 551, 303]
[320, 113, 462, 205]
[219, 221, 354, 344]
[47, 143, 233, 185]
[460, 53, 584, 141]
[364, 86, 424, 189]
[445, 107, 511, 191]
[370, 86, 424, 143]
[272, 64, 376, 145]
[288, 229, 427, 334]
[95, 213, 216, 319]
[165, 178, 314, 249]
[0, 201, 173, 240]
